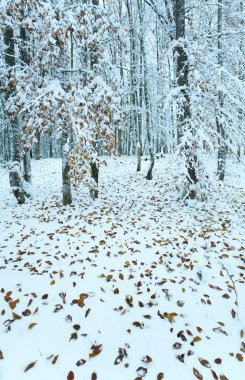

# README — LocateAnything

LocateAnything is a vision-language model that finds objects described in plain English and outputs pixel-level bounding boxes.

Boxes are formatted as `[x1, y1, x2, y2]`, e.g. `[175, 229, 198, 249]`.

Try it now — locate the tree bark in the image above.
[174, 0, 197, 198]
[20, 23, 32, 185]
[216, 0, 226, 181]
[4, 25, 26, 204]
[35, 130, 41, 160]
[62, 130, 72, 206]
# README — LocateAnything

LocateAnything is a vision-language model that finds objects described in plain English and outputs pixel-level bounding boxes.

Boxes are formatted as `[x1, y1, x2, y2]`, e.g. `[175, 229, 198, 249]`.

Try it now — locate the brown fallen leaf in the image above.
[214, 358, 222, 364]
[211, 369, 218, 379]
[28, 323, 37, 330]
[125, 295, 134, 307]
[67, 371, 74, 380]
[173, 342, 182, 350]
[89, 344, 102, 358]
[24, 360, 37, 372]
[85, 308, 90, 318]
[12, 312, 21, 320]
[193, 367, 203, 379]
[91, 373, 97, 380]
[52, 355, 59, 365]
[142, 355, 152, 363]
[22, 309, 31, 317]
[236, 353, 243, 362]
[192, 336, 201, 343]
[76, 359, 86, 366]
[157, 373, 164, 380]
[0, 351, 3, 360]
[199, 358, 211, 368]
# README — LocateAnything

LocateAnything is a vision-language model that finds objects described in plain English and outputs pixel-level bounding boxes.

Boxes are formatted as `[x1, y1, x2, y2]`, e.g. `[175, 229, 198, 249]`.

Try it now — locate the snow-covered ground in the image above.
[0, 156, 244, 380]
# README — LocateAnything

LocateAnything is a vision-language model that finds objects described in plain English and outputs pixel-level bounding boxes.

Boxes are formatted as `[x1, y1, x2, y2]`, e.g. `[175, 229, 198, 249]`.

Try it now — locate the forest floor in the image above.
[0, 156, 245, 380]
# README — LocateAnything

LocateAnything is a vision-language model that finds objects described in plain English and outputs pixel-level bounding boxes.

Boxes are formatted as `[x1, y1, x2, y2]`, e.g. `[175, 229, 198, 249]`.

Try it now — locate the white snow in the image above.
[0, 156, 244, 380]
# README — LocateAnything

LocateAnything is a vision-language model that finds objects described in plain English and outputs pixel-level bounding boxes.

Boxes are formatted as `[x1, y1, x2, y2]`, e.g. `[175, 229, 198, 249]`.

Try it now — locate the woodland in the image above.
[0, 1, 245, 380]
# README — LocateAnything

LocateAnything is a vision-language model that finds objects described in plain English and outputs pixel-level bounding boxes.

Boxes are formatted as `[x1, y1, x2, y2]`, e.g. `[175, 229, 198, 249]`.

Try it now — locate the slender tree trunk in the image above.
[62, 129, 72, 206]
[175, 0, 197, 198]
[217, 0, 226, 181]
[4, 25, 26, 204]
[88, 0, 100, 198]
[35, 130, 41, 160]
[20, 23, 32, 185]
[137, 0, 154, 179]
[49, 130, 53, 158]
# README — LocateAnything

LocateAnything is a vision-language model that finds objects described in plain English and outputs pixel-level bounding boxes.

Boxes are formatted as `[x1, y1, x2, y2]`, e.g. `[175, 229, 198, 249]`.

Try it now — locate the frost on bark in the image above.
[174, 0, 197, 199]
[4, 25, 26, 204]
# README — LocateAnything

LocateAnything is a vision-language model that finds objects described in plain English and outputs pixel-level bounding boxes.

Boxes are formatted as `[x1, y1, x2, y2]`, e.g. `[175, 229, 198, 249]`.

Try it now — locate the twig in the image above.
[220, 262, 239, 312]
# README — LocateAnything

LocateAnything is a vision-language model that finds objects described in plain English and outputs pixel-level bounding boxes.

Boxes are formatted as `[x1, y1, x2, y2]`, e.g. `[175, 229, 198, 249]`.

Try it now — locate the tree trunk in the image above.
[90, 161, 99, 199]
[4, 25, 26, 204]
[35, 130, 41, 160]
[174, 0, 197, 198]
[137, 0, 154, 179]
[62, 131, 72, 206]
[23, 152, 32, 185]
[20, 24, 32, 185]
[216, 0, 226, 181]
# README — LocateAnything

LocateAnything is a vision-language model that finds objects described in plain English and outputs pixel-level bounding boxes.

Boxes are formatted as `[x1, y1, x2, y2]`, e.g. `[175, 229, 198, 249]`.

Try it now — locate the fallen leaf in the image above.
[24, 361, 37, 372]
[193, 367, 203, 379]
[76, 359, 86, 366]
[52, 355, 59, 365]
[214, 358, 222, 364]
[12, 312, 21, 320]
[199, 358, 211, 368]
[67, 371, 74, 380]
[28, 323, 37, 330]
[236, 353, 243, 362]
[157, 372, 164, 379]
[89, 344, 102, 358]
